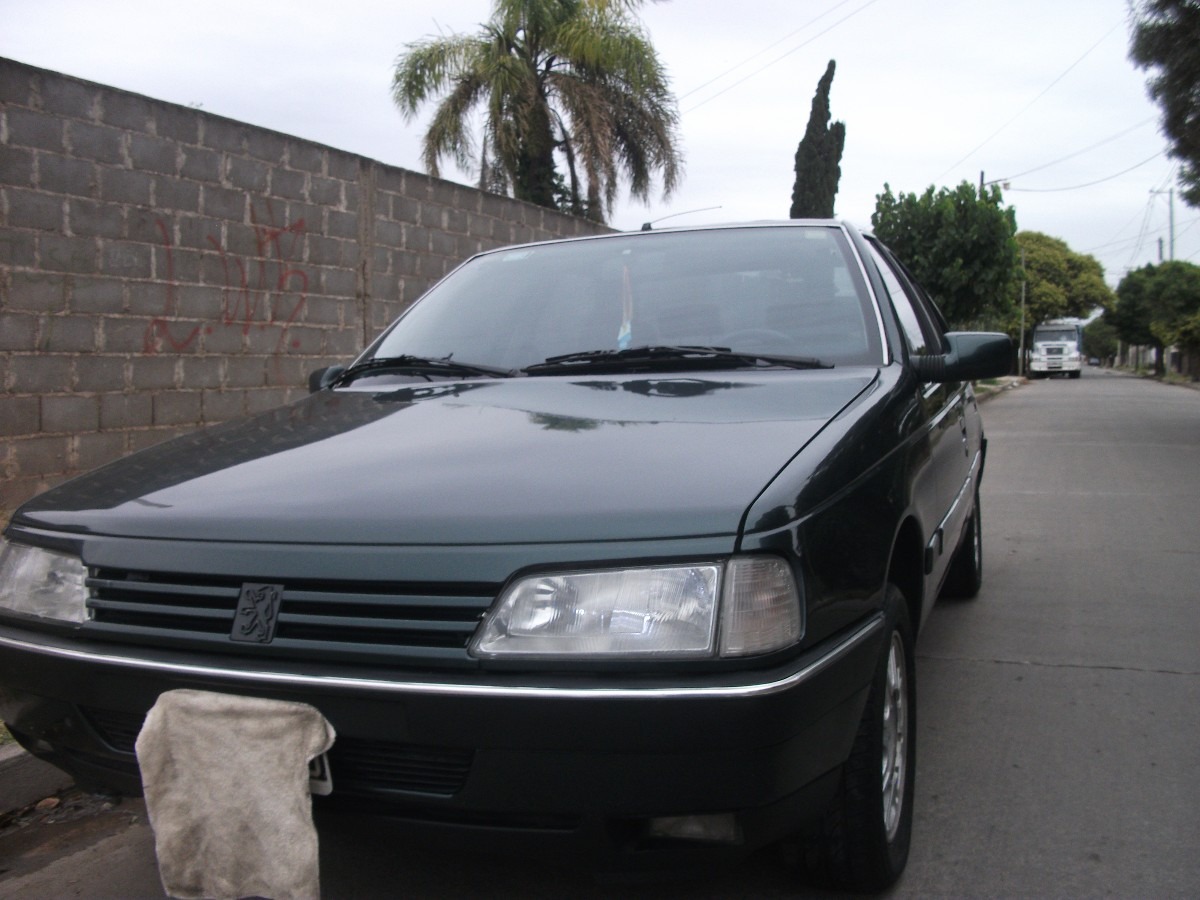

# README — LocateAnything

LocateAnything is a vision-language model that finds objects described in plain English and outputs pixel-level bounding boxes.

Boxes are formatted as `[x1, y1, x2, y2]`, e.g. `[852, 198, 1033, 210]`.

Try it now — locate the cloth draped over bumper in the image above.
[135, 689, 336, 900]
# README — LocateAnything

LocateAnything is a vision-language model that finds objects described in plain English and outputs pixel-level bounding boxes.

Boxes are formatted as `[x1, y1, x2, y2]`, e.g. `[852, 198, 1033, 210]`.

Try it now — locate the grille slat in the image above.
[84, 568, 496, 668]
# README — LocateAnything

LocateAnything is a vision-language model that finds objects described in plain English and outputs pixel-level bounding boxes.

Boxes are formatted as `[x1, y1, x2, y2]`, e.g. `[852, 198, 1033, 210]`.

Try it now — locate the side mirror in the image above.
[307, 365, 346, 393]
[911, 332, 1012, 383]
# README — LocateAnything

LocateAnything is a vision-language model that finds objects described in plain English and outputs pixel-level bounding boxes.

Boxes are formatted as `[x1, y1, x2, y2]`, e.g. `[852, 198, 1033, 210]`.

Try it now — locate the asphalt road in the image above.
[1, 369, 1198, 898]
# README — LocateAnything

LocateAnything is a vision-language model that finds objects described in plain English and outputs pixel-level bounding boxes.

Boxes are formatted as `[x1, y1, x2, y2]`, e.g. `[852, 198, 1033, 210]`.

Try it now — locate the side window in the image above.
[865, 241, 942, 356]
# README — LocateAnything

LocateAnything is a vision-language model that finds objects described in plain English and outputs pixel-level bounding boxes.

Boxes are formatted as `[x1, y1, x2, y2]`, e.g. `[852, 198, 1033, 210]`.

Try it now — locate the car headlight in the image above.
[0, 538, 90, 624]
[470, 557, 801, 660]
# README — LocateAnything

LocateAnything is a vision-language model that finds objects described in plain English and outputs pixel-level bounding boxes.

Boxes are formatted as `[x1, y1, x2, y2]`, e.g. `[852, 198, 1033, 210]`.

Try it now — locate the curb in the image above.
[975, 375, 1025, 402]
[0, 743, 74, 818]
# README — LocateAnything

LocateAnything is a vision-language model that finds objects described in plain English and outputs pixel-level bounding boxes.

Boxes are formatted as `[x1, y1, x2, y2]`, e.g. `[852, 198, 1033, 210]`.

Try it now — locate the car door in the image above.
[864, 239, 972, 596]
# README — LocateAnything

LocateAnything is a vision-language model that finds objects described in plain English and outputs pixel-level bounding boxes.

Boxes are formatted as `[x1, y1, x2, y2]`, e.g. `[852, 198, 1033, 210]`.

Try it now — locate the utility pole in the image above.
[1150, 187, 1175, 260]
[1019, 247, 1027, 376]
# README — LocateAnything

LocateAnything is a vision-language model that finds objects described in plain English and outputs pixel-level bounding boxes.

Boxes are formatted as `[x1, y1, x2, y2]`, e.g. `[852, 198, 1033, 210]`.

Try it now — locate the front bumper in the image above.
[0, 614, 882, 863]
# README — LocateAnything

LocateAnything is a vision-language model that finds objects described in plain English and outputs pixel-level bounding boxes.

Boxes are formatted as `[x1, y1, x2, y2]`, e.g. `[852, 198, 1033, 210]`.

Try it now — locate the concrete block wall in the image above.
[0, 58, 608, 521]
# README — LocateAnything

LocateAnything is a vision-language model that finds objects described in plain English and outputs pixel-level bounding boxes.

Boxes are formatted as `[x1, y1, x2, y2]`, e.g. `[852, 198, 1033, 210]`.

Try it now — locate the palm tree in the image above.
[392, 0, 683, 222]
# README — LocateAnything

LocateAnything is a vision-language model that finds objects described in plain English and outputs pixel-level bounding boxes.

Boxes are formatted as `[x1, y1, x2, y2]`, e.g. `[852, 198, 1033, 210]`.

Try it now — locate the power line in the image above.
[1005, 150, 1164, 192]
[677, 0, 858, 101]
[681, 0, 884, 114]
[935, 18, 1124, 181]
[992, 117, 1157, 183]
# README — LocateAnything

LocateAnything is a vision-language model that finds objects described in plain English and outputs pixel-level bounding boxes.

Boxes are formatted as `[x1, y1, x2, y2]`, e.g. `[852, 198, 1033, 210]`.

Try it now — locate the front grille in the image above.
[81, 706, 474, 797]
[83, 569, 496, 668]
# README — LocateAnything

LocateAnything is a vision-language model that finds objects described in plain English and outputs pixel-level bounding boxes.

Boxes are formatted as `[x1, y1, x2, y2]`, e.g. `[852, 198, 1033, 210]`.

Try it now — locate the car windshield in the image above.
[364, 225, 882, 377]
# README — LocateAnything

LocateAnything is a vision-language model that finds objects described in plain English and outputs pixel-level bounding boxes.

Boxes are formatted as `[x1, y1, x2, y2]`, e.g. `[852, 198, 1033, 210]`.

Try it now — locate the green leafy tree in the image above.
[1083, 317, 1119, 363]
[1129, 1, 1200, 206]
[1110, 260, 1200, 374]
[871, 181, 1018, 328]
[790, 60, 846, 219]
[391, 0, 683, 222]
[1015, 231, 1114, 330]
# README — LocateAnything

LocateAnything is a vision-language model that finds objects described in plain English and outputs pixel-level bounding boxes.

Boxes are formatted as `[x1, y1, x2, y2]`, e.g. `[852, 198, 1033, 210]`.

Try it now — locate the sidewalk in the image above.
[0, 743, 74, 818]
[974, 375, 1025, 401]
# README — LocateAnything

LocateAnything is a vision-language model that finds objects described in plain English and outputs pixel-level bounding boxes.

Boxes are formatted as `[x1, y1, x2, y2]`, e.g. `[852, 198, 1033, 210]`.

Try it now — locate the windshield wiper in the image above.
[521, 345, 831, 375]
[336, 355, 515, 385]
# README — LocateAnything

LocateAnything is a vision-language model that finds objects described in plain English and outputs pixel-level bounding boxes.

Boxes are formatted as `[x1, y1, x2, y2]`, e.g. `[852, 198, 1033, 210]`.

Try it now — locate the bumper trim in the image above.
[0, 613, 883, 701]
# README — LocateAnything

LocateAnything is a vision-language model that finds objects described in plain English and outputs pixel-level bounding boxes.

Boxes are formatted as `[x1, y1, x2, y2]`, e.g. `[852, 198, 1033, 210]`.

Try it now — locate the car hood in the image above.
[14, 371, 877, 545]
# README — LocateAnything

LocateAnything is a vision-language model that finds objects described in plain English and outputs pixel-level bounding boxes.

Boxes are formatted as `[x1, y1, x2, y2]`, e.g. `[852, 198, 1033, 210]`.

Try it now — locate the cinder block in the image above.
[42, 394, 100, 433]
[201, 389, 246, 423]
[129, 133, 178, 175]
[71, 277, 124, 313]
[309, 176, 345, 208]
[271, 167, 307, 202]
[181, 356, 224, 389]
[99, 91, 154, 133]
[104, 317, 168, 354]
[40, 233, 98, 275]
[0, 146, 36, 188]
[224, 357, 268, 388]
[153, 106, 202, 145]
[0, 396, 40, 437]
[69, 198, 127, 240]
[327, 152, 360, 183]
[8, 188, 62, 232]
[0, 228, 37, 267]
[129, 356, 179, 391]
[0, 477, 45, 519]
[202, 323, 246, 355]
[0, 59, 35, 105]
[38, 153, 95, 198]
[327, 209, 359, 240]
[9, 272, 68, 312]
[152, 390, 202, 426]
[180, 146, 221, 182]
[73, 355, 127, 392]
[319, 266, 356, 298]
[74, 431, 128, 472]
[202, 185, 247, 222]
[12, 435, 70, 477]
[6, 108, 65, 153]
[98, 166, 152, 205]
[154, 177, 200, 214]
[244, 130, 288, 164]
[100, 393, 153, 430]
[227, 156, 269, 192]
[287, 142, 325, 174]
[66, 121, 126, 166]
[100, 240, 152, 279]
[39, 315, 97, 353]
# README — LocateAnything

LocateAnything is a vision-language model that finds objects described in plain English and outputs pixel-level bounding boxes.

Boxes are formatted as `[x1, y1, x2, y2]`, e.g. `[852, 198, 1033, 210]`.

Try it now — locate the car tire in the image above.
[942, 492, 983, 599]
[798, 584, 916, 892]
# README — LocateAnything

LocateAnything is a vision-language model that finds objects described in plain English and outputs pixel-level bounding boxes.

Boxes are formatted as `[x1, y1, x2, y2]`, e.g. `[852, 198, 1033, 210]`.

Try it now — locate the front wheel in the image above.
[798, 585, 916, 891]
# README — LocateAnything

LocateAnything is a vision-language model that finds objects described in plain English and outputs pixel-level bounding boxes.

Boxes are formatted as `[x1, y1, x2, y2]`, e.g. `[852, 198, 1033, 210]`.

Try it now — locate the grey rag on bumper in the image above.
[135, 689, 336, 900]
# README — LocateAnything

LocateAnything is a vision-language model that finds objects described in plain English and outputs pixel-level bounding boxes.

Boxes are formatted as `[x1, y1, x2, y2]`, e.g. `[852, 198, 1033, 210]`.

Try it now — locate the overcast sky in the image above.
[2, 0, 1195, 286]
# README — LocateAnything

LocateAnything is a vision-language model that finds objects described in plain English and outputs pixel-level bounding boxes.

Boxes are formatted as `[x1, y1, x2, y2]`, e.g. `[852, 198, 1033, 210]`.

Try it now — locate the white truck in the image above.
[1029, 319, 1083, 378]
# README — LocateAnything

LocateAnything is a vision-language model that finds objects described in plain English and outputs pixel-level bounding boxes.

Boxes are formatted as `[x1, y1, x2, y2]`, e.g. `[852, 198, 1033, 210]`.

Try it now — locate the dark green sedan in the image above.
[0, 222, 1009, 890]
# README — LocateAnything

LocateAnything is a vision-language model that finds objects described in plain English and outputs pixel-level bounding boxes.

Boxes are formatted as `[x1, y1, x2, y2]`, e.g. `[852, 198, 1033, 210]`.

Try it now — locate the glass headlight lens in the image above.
[0, 538, 90, 624]
[471, 557, 802, 660]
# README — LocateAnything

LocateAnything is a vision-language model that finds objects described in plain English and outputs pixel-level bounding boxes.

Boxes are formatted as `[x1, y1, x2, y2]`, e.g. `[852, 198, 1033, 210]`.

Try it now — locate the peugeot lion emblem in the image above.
[231, 583, 284, 643]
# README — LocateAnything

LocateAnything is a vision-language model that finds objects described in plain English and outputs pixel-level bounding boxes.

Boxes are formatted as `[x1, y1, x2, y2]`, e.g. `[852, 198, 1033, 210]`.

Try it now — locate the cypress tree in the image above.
[790, 60, 846, 219]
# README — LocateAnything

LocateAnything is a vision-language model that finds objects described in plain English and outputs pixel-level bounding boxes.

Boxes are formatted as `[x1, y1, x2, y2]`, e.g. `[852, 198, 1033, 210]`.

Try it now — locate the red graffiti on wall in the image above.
[144, 205, 308, 356]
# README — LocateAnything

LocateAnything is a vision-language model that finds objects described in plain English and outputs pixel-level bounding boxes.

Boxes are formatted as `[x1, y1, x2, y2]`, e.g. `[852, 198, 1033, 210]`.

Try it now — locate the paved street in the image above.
[1, 369, 1198, 897]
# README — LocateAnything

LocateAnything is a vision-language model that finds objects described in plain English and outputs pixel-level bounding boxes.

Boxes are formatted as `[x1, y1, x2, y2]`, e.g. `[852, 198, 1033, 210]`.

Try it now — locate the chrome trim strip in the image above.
[0, 614, 884, 701]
